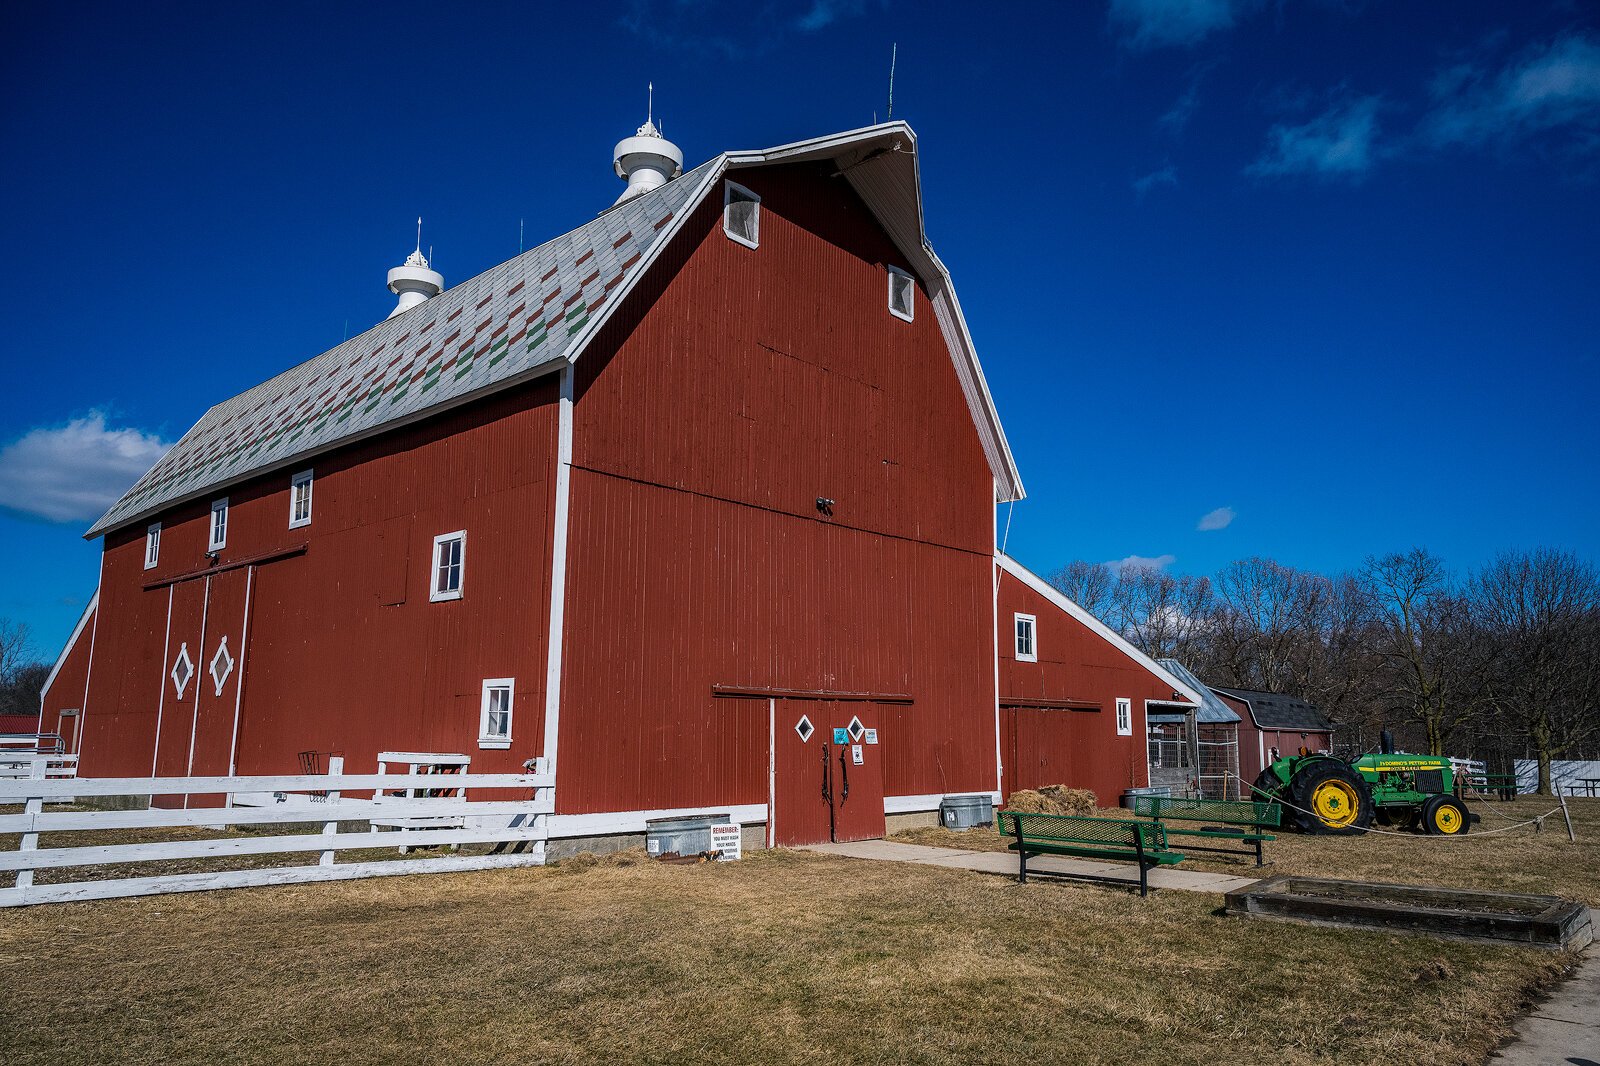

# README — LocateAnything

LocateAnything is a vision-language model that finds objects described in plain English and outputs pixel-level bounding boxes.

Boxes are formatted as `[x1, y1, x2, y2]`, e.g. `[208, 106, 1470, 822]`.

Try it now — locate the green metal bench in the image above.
[1125, 795, 1280, 866]
[997, 810, 1183, 897]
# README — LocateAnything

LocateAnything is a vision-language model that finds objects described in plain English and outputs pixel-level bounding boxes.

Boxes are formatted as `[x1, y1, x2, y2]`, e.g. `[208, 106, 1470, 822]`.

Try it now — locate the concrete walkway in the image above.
[1491, 947, 1600, 1065]
[801, 839, 1260, 894]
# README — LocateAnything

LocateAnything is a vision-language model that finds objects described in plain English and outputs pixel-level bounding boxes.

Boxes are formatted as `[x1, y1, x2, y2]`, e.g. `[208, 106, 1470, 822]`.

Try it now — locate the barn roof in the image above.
[1209, 687, 1333, 732]
[88, 122, 1023, 539]
[1155, 660, 1241, 724]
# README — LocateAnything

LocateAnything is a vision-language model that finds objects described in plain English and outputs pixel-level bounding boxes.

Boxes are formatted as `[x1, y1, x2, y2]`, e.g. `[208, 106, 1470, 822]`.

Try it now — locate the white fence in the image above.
[1516, 759, 1600, 796]
[0, 761, 554, 908]
[0, 753, 79, 781]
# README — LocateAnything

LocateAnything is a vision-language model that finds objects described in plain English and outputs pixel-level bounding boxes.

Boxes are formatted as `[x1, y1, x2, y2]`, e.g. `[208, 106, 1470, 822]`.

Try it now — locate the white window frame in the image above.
[887, 265, 915, 323]
[723, 181, 761, 249]
[1116, 698, 1133, 737]
[208, 498, 228, 551]
[144, 522, 161, 570]
[288, 469, 314, 529]
[430, 530, 466, 602]
[1013, 613, 1037, 663]
[479, 678, 514, 749]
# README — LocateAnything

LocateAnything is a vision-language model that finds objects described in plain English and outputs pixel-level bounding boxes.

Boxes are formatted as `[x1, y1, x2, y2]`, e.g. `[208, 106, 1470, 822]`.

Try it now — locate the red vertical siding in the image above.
[556, 162, 997, 817]
[80, 378, 561, 779]
[996, 567, 1184, 805]
[38, 601, 96, 746]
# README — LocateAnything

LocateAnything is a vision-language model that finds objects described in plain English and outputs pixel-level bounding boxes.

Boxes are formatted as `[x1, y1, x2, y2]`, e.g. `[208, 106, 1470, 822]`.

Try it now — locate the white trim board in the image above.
[885, 792, 1000, 815]
[995, 552, 1205, 707]
[547, 803, 768, 839]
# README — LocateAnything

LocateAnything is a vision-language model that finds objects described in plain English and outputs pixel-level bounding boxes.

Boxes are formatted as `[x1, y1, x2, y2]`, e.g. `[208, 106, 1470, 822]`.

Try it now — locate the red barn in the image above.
[41, 121, 1190, 848]
[1213, 687, 1335, 784]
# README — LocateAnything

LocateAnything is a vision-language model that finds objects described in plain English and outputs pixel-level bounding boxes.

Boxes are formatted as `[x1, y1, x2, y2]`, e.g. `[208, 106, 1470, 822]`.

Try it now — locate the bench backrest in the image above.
[997, 810, 1167, 851]
[1126, 795, 1281, 827]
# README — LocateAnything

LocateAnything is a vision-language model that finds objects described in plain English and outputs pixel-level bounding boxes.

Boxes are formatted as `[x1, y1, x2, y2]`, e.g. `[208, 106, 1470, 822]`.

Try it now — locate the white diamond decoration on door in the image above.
[794, 714, 814, 743]
[210, 637, 235, 696]
[847, 716, 865, 742]
[171, 643, 194, 699]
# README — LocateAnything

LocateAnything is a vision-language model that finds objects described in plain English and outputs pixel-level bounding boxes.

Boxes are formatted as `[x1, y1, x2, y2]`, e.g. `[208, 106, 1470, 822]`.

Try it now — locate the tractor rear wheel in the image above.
[1288, 761, 1374, 835]
[1422, 795, 1471, 835]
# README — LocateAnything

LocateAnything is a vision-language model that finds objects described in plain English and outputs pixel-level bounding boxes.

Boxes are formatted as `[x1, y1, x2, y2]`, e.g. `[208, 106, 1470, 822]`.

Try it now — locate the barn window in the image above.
[144, 523, 161, 570]
[289, 469, 313, 529]
[1116, 698, 1133, 737]
[723, 181, 760, 249]
[431, 530, 466, 602]
[480, 678, 514, 748]
[1014, 613, 1036, 662]
[887, 266, 915, 322]
[171, 643, 194, 700]
[209, 498, 228, 551]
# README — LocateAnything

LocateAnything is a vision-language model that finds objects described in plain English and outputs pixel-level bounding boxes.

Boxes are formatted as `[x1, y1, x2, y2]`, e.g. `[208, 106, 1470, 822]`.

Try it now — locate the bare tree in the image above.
[0, 619, 45, 719]
[1046, 561, 1115, 618]
[1467, 548, 1600, 794]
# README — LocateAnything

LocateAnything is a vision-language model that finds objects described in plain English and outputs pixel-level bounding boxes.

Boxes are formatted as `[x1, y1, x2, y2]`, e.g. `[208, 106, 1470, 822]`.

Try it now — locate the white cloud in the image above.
[0, 412, 169, 524]
[1197, 506, 1235, 531]
[1109, 0, 1250, 50]
[1421, 34, 1600, 149]
[1132, 163, 1179, 196]
[795, 0, 865, 32]
[1110, 553, 1177, 572]
[1246, 96, 1382, 180]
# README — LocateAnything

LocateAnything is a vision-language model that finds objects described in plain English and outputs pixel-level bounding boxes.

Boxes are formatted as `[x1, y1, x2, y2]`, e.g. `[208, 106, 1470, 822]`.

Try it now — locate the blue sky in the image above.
[4, 0, 1598, 657]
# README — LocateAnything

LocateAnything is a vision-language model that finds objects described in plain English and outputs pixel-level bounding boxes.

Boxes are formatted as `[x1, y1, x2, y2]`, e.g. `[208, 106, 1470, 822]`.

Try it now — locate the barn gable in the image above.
[89, 123, 1022, 542]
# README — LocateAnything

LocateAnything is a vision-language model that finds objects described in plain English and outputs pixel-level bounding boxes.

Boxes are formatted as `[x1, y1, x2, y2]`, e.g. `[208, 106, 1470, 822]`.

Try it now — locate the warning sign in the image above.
[863, 728, 879, 745]
[709, 822, 742, 862]
[851, 744, 864, 765]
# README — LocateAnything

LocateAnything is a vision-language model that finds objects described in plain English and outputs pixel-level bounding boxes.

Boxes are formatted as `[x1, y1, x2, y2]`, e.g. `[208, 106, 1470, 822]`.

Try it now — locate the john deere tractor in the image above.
[1251, 740, 1477, 836]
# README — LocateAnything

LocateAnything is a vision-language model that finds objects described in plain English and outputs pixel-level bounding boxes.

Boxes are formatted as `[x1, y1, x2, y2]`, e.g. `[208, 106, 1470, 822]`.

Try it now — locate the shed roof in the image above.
[1209, 687, 1333, 732]
[89, 123, 1024, 539]
[1155, 660, 1240, 724]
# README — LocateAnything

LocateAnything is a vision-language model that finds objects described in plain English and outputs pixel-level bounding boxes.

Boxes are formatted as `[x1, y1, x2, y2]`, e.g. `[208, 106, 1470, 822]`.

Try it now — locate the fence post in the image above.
[1558, 790, 1577, 843]
[14, 759, 47, 902]
[320, 755, 344, 867]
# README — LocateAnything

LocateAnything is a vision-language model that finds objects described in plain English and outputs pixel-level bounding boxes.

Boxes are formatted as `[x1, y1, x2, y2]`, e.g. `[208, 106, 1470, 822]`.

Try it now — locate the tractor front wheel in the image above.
[1251, 768, 1284, 803]
[1289, 761, 1374, 835]
[1422, 795, 1471, 835]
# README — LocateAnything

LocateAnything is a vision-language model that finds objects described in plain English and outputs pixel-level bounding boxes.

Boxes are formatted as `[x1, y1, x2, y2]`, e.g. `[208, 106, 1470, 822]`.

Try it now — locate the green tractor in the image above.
[1251, 736, 1478, 836]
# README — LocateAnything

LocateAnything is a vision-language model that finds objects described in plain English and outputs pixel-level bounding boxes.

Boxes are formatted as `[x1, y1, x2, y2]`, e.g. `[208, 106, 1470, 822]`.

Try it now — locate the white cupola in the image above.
[386, 218, 444, 320]
[612, 83, 683, 206]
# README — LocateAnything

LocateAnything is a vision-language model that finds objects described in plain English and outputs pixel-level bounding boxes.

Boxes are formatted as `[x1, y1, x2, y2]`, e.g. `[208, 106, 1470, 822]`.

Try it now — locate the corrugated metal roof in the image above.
[1155, 660, 1240, 724]
[87, 159, 717, 538]
[1210, 686, 1332, 731]
[90, 122, 1026, 537]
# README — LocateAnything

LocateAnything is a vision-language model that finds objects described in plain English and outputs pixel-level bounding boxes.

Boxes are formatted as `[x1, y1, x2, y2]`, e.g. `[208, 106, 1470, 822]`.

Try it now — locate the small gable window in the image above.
[289, 469, 313, 529]
[723, 181, 760, 249]
[431, 530, 466, 602]
[144, 523, 161, 570]
[1014, 613, 1036, 663]
[209, 498, 228, 552]
[887, 266, 915, 322]
[480, 678, 514, 749]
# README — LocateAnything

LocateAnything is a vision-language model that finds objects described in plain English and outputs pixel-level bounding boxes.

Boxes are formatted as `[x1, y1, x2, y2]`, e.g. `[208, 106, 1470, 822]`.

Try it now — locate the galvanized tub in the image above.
[1120, 786, 1172, 809]
[645, 813, 730, 857]
[940, 794, 994, 830]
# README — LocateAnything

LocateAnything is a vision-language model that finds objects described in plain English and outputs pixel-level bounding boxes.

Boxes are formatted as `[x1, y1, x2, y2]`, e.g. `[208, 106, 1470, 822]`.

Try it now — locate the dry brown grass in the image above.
[894, 796, 1600, 905]
[0, 843, 1578, 1066]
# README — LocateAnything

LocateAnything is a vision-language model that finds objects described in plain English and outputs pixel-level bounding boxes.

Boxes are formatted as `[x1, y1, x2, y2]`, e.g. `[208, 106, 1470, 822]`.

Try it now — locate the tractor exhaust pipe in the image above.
[1380, 729, 1395, 755]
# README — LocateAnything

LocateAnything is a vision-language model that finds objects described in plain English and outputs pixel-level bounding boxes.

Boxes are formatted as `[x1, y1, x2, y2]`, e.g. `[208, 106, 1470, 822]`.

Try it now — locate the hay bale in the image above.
[1004, 785, 1095, 816]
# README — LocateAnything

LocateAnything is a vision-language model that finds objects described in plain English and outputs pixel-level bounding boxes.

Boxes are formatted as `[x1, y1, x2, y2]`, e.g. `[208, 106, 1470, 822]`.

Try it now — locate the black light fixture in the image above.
[815, 497, 835, 517]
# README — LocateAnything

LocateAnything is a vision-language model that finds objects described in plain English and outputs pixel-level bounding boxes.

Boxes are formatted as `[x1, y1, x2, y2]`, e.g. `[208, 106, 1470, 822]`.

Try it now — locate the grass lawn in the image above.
[893, 796, 1600, 906]
[0, 830, 1585, 1066]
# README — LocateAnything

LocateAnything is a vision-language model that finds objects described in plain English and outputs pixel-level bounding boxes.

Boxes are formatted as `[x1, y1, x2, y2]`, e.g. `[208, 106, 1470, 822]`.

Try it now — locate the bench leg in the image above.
[1139, 860, 1149, 898]
[1018, 848, 1028, 884]
[1254, 835, 1264, 867]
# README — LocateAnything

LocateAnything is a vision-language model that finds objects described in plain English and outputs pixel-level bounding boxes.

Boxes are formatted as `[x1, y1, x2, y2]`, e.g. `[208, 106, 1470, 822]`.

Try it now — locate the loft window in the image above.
[431, 530, 466, 602]
[289, 469, 313, 529]
[1014, 613, 1037, 662]
[209, 498, 228, 551]
[144, 522, 161, 570]
[723, 181, 760, 249]
[1116, 698, 1133, 737]
[480, 678, 513, 749]
[887, 266, 915, 322]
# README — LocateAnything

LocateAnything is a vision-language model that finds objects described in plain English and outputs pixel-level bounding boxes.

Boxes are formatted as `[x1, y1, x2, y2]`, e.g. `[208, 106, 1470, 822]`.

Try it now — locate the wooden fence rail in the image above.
[0, 762, 555, 908]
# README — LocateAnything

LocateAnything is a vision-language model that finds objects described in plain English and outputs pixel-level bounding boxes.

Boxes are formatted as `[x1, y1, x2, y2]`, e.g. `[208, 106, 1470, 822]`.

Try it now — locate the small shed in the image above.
[1157, 660, 1242, 799]
[1210, 686, 1334, 785]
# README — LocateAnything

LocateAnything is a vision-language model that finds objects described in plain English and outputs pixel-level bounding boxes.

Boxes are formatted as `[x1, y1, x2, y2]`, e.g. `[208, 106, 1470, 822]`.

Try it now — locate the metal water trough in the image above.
[645, 813, 730, 858]
[1225, 875, 1593, 951]
[939, 794, 993, 830]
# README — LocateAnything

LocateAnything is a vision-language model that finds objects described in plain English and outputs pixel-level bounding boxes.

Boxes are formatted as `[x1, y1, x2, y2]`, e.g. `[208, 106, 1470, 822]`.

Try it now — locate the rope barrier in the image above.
[1226, 771, 1565, 840]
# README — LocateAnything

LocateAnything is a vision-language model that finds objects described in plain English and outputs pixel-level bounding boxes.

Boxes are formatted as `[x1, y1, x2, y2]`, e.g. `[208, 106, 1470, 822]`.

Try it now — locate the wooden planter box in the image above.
[1225, 875, 1593, 951]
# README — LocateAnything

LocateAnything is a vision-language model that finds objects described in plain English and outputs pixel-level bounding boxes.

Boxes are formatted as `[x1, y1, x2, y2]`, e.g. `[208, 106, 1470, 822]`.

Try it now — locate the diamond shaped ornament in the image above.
[171, 644, 194, 699]
[794, 715, 814, 743]
[847, 716, 865, 742]
[210, 638, 235, 695]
